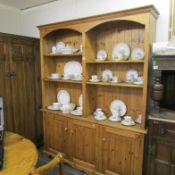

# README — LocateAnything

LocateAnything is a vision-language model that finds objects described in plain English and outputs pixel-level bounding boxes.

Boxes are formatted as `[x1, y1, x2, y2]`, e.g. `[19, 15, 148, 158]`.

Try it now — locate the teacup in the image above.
[91, 75, 98, 81]
[136, 76, 144, 83]
[111, 76, 118, 83]
[94, 108, 102, 116]
[124, 116, 132, 124]
[96, 111, 104, 118]
[52, 102, 61, 109]
[77, 106, 83, 111]
[51, 73, 60, 79]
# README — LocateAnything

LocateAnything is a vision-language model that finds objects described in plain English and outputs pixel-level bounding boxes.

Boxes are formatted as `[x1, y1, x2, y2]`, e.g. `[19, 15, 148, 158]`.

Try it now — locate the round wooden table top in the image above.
[0, 132, 38, 175]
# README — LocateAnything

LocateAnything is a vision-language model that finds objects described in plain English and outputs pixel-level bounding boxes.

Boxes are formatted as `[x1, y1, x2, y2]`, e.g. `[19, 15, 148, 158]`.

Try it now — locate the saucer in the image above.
[125, 80, 134, 84]
[94, 115, 107, 121]
[48, 76, 61, 80]
[71, 110, 82, 116]
[121, 120, 135, 126]
[72, 77, 82, 81]
[110, 80, 121, 84]
[133, 81, 143, 85]
[62, 77, 70, 80]
[89, 79, 100, 82]
[108, 116, 121, 122]
[47, 105, 60, 110]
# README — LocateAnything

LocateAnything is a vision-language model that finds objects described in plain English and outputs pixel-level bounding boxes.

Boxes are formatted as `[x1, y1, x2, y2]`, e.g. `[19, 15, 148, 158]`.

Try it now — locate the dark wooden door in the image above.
[147, 120, 175, 175]
[9, 37, 40, 142]
[0, 36, 14, 131]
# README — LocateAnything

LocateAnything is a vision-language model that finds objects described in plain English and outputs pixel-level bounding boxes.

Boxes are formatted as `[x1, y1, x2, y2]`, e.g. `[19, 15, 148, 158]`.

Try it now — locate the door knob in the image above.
[102, 137, 106, 142]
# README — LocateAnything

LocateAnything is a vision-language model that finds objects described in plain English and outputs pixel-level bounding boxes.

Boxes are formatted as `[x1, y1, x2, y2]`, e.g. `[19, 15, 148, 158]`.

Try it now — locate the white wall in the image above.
[0, 0, 171, 41]
[0, 4, 22, 36]
[21, 0, 171, 42]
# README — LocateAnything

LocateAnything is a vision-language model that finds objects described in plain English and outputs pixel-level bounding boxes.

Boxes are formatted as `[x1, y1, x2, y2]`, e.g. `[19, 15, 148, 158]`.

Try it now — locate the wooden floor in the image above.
[37, 148, 86, 175]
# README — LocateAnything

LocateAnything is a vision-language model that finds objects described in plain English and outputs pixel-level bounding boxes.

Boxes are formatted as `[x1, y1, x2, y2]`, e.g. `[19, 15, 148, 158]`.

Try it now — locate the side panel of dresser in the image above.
[147, 120, 175, 175]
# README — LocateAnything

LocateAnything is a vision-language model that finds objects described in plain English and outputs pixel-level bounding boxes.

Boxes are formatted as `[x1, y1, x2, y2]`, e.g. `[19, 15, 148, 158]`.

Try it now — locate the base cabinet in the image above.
[43, 112, 144, 175]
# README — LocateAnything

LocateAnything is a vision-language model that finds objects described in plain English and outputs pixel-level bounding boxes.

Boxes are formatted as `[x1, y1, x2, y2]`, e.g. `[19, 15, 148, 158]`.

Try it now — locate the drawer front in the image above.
[150, 120, 175, 139]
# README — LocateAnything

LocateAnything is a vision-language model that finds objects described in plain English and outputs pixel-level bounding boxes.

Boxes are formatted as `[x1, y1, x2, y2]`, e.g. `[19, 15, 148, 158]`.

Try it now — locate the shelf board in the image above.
[91, 116, 147, 134]
[41, 109, 146, 134]
[44, 78, 82, 84]
[86, 81, 143, 88]
[44, 53, 82, 57]
[86, 60, 144, 64]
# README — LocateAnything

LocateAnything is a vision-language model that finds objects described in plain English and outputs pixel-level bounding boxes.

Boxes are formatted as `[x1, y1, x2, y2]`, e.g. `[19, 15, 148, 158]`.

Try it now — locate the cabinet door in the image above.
[101, 127, 144, 175]
[43, 113, 68, 157]
[0, 36, 14, 131]
[69, 119, 98, 172]
[147, 121, 175, 175]
[9, 38, 40, 142]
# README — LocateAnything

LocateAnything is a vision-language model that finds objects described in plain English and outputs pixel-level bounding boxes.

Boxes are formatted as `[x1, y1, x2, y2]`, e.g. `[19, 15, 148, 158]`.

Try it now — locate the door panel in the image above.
[9, 38, 37, 141]
[69, 120, 98, 169]
[0, 36, 14, 131]
[43, 113, 68, 157]
[101, 127, 142, 175]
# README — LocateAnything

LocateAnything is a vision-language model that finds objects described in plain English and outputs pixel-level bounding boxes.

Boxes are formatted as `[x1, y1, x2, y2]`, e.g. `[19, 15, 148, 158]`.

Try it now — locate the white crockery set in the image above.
[48, 61, 82, 81]
[89, 69, 143, 85]
[48, 90, 83, 116]
[96, 42, 145, 61]
[93, 99, 142, 126]
[51, 42, 79, 55]
[89, 69, 119, 83]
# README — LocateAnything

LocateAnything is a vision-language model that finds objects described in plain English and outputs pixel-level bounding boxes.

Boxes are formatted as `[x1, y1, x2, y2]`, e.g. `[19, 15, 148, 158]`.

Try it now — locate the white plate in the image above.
[102, 69, 113, 80]
[110, 100, 127, 116]
[47, 105, 60, 111]
[94, 115, 107, 121]
[57, 90, 70, 105]
[112, 43, 130, 60]
[79, 94, 83, 107]
[64, 61, 82, 77]
[97, 50, 107, 61]
[126, 70, 138, 82]
[71, 110, 82, 116]
[121, 120, 135, 126]
[108, 116, 121, 122]
[131, 48, 144, 60]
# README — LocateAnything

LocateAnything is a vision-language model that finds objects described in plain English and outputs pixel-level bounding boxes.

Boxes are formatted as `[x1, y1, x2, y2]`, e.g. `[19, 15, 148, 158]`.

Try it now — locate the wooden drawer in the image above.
[150, 120, 175, 139]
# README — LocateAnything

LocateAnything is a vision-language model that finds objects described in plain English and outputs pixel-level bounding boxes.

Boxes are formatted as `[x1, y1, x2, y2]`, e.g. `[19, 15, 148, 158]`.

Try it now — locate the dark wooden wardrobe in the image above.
[0, 33, 42, 145]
